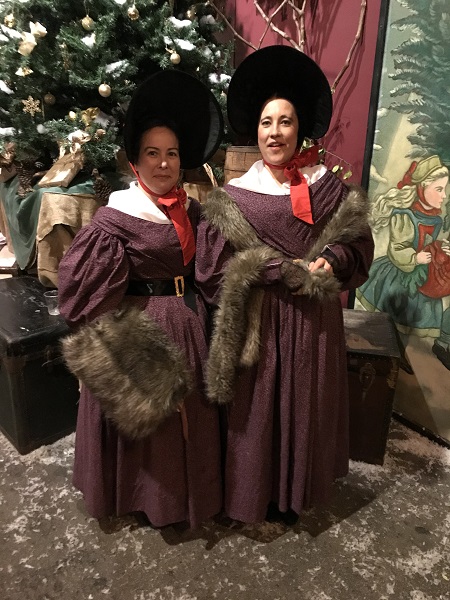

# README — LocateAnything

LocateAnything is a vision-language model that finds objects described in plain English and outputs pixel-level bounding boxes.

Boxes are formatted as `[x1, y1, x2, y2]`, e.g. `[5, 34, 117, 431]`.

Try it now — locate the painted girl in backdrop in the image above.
[356, 155, 450, 368]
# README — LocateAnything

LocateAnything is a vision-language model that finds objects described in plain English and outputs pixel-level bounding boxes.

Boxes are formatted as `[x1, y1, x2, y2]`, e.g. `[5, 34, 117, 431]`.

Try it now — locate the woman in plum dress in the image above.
[196, 46, 374, 524]
[58, 70, 224, 528]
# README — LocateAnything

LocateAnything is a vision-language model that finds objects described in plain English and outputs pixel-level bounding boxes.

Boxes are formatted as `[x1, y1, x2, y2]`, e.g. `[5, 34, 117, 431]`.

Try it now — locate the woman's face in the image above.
[135, 126, 180, 196]
[257, 98, 299, 165]
[423, 176, 449, 209]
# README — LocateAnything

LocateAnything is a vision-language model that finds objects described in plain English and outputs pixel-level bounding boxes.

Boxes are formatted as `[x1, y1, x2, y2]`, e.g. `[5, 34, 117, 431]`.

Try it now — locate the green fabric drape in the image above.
[0, 175, 95, 269]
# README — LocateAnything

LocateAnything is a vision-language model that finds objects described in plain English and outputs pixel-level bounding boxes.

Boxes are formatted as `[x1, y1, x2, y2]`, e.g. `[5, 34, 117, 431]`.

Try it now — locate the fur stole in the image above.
[62, 304, 192, 439]
[202, 184, 370, 404]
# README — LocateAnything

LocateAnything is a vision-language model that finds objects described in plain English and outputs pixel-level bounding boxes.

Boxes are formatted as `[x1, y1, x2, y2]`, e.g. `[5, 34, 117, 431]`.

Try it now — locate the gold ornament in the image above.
[68, 111, 77, 120]
[127, 5, 140, 20]
[81, 107, 100, 126]
[186, 5, 197, 20]
[60, 42, 70, 70]
[98, 83, 112, 98]
[43, 92, 56, 106]
[81, 15, 95, 31]
[95, 128, 106, 138]
[16, 67, 33, 77]
[22, 96, 42, 117]
[170, 52, 181, 65]
[4, 14, 15, 28]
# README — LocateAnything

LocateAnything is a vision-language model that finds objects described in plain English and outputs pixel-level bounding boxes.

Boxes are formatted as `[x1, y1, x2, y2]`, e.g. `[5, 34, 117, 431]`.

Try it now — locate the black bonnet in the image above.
[124, 70, 223, 170]
[227, 46, 332, 143]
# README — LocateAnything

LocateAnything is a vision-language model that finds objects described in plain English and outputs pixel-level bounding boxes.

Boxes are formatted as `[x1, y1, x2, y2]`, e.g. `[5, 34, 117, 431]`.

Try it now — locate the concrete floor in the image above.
[1, 419, 450, 600]
[1, 241, 449, 598]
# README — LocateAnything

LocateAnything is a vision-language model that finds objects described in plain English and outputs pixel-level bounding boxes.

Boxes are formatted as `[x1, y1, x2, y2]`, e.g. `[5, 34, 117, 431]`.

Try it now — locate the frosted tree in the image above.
[389, 0, 450, 165]
[0, 0, 231, 178]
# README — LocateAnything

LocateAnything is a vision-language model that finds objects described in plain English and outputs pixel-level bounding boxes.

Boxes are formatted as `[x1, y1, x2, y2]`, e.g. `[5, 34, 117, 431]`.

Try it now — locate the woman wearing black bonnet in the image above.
[196, 45, 375, 524]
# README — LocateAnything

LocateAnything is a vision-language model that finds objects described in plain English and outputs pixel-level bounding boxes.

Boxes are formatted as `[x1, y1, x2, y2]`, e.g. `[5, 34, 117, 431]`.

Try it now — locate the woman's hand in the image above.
[308, 256, 334, 274]
[416, 251, 432, 264]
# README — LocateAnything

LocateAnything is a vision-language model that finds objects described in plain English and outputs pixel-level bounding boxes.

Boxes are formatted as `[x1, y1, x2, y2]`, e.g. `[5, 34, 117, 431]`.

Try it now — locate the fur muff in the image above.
[203, 185, 371, 404]
[206, 245, 280, 403]
[62, 305, 192, 439]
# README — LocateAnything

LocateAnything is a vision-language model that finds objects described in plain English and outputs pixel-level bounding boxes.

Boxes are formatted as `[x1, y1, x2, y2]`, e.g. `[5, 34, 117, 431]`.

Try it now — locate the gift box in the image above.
[38, 150, 84, 188]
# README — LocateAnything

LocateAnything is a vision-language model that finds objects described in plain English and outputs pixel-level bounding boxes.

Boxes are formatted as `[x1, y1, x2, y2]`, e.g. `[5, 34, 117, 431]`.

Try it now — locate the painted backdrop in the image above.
[356, 0, 450, 444]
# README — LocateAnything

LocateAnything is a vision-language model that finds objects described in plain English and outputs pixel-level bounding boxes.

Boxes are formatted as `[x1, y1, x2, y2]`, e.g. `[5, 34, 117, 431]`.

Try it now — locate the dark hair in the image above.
[253, 94, 307, 149]
[130, 117, 181, 165]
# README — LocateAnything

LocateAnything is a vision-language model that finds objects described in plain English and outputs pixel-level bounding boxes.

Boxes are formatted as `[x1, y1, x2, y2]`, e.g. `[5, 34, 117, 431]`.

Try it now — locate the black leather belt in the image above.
[126, 276, 198, 313]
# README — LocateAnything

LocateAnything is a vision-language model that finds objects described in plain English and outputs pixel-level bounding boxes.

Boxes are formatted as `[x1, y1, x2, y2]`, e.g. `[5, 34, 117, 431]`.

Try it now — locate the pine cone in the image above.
[92, 168, 113, 205]
[14, 161, 36, 197]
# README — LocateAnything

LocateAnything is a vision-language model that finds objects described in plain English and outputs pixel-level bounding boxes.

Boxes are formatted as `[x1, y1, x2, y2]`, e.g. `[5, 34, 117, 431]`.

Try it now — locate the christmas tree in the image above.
[389, 0, 450, 165]
[0, 0, 231, 179]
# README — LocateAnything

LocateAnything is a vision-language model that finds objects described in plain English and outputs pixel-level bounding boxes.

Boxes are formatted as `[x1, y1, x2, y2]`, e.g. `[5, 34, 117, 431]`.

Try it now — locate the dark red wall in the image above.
[223, 0, 383, 184]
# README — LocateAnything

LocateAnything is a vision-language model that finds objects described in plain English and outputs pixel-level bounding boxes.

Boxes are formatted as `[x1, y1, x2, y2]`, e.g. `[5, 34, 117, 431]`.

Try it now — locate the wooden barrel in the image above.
[224, 146, 262, 184]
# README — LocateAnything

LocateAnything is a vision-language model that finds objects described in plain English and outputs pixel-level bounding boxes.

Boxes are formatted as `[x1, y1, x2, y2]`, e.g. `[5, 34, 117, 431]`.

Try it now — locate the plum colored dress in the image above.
[196, 170, 374, 523]
[58, 190, 221, 528]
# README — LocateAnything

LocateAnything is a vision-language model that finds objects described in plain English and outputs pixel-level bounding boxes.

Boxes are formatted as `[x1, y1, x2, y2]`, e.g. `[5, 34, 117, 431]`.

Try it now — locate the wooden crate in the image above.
[344, 309, 401, 465]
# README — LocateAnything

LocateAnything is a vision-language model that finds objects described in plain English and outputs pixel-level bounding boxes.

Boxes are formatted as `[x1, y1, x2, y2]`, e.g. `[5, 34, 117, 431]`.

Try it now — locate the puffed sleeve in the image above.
[58, 223, 129, 327]
[196, 217, 285, 306]
[195, 218, 234, 306]
[386, 213, 417, 272]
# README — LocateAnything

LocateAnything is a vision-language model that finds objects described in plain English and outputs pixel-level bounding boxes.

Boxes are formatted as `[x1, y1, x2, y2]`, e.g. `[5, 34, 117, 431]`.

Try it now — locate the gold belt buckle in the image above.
[174, 275, 185, 297]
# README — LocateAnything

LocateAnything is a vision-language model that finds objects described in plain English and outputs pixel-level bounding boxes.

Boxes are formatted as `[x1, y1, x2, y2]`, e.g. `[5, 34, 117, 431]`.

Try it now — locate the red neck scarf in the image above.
[412, 197, 441, 217]
[130, 164, 195, 266]
[263, 145, 321, 225]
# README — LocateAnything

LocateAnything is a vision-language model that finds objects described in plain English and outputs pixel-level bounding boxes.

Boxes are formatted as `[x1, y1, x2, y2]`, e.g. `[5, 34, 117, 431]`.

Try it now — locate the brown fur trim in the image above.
[202, 188, 261, 250]
[206, 245, 279, 403]
[305, 185, 371, 262]
[279, 258, 342, 298]
[62, 305, 192, 439]
[240, 288, 264, 367]
[203, 184, 370, 404]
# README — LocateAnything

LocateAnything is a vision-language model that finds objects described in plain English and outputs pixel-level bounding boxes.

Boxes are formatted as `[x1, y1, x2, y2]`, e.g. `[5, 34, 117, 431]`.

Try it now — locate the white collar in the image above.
[227, 159, 327, 194]
[107, 181, 191, 223]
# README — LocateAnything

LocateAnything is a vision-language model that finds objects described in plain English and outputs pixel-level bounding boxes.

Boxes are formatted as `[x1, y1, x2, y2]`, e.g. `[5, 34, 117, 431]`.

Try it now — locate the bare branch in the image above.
[289, 0, 308, 50]
[257, 0, 290, 49]
[331, 0, 367, 93]
[254, 0, 301, 50]
[211, 0, 366, 96]
[209, 1, 257, 51]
